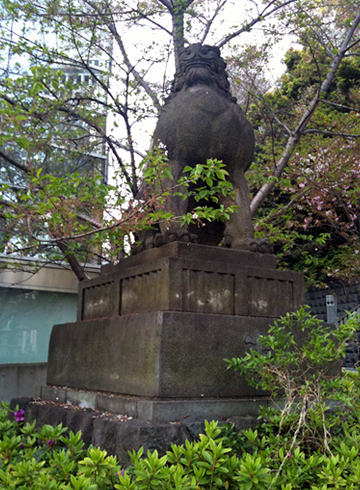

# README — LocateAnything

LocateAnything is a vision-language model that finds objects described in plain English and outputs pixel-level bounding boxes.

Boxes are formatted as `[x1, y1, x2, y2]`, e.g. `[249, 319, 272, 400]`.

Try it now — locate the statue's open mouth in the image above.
[184, 62, 216, 71]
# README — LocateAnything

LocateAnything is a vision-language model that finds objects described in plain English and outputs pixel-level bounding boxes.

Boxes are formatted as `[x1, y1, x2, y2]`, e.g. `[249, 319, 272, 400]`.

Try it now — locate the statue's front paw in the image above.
[163, 229, 198, 244]
[230, 238, 274, 255]
[131, 232, 163, 255]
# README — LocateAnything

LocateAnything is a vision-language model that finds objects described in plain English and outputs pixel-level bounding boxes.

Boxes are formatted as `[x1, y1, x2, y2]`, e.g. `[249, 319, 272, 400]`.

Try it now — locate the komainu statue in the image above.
[137, 43, 273, 254]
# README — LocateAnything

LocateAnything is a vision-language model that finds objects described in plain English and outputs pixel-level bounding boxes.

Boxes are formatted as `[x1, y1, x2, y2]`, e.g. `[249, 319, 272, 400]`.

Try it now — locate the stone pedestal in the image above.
[45, 242, 303, 419]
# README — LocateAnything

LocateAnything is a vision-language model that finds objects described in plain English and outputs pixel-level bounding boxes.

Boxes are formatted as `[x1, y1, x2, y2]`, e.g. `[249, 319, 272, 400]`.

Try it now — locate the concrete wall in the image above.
[0, 363, 47, 402]
[0, 257, 101, 400]
[0, 254, 100, 293]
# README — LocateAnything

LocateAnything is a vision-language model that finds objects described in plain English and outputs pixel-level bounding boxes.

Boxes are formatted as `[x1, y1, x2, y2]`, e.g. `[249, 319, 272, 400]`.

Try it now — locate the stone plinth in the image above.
[41, 386, 276, 422]
[48, 311, 279, 397]
[46, 243, 303, 407]
[77, 242, 302, 321]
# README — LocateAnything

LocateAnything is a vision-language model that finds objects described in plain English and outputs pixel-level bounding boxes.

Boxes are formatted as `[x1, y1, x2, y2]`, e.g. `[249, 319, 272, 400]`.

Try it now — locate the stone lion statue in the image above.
[136, 43, 272, 254]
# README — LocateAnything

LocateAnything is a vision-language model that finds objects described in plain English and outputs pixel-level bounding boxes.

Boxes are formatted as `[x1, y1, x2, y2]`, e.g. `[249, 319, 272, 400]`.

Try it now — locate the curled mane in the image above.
[166, 43, 237, 103]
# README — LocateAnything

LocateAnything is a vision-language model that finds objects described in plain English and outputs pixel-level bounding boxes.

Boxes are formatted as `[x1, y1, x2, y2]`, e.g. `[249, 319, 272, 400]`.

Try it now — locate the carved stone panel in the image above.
[121, 270, 168, 315]
[182, 269, 234, 314]
[82, 281, 118, 320]
[236, 275, 294, 317]
[77, 243, 303, 320]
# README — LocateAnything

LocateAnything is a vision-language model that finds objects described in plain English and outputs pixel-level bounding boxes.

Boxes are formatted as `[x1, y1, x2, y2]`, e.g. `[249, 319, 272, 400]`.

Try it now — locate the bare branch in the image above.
[76, 213, 103, 228]
[273, 113, 292, 136]
[27, 199, 151, 243]
[217, 0, 298, 48]
[25, 215, 88, 281]
[303, 129, 360, 138]
[114, 142, 146, 159]
[56, 240, 88, 281]
[132, 11, 172, 36]
[321, 99, 360, 113]
[201, 0, 227, 45]
[157, 0, 173, 10]
[0, 147, 30, 174]
[345, 37, 360, 52]
[250, 8, 360, 216]
[106, 21, 161, 110]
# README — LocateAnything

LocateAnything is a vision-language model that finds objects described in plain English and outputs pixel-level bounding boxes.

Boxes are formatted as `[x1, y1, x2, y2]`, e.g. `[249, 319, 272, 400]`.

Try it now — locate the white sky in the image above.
[109, 2, 296, 162]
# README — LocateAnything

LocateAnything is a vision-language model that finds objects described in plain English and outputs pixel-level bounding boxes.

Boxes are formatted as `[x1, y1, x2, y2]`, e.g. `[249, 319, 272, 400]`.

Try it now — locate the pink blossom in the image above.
[14, 409, 25, 422]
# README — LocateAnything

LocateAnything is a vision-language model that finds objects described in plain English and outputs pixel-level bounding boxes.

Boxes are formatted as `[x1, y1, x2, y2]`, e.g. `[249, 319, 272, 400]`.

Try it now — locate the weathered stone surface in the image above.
[9, 397, 34, 415]
[64, 410, 95, 447]
[138, 44, 262, 252]
[47, 311, 281, 398]
[101, 242, 276, 275]
[78, 242, 302, 322]
[9, 398, 264, 467]
[9, 398, 197, 467]
[44, 242, 303, 430]
[41, 386, 275, 421]
[104, 419, 192, 467]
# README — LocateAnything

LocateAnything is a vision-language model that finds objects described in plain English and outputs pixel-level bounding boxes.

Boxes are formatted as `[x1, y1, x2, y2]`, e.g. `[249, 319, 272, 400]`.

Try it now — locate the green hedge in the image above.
[2, 308, 360, 489]
[3, 399, 360, 489]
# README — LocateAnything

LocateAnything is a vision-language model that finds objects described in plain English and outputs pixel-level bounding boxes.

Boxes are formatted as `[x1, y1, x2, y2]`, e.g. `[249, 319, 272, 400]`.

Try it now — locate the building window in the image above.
[0, 288, 77, 364]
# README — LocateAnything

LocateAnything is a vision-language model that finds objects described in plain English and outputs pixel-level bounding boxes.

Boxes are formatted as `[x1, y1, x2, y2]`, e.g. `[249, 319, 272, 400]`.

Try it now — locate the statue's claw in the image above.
[163, 229, 198, 245]
[229, 237, 274, 255]
[131, 232, 164, 255]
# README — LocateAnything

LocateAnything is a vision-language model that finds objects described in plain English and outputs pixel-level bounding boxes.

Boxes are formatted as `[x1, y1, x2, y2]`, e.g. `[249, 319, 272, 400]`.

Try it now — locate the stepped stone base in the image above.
[12, 244, 303, 463]
[48, 311, 281, 398]
[77, 242, 301, 321]
[41, 385, 276, 421]
[47, 243, 303, 401]
[10, 396, 262, 467]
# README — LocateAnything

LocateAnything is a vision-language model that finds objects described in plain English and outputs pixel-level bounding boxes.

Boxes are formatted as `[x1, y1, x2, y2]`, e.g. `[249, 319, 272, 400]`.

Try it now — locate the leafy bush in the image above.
[2, 309, 360, 489]
[227, 307, 360, 451]
[0, 409, 270, 490]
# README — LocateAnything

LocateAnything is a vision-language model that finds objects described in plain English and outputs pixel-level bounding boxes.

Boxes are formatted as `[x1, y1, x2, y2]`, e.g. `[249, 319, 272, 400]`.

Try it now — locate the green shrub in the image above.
[0, 408, 272, 490]
[226, 307, 360, 453]
[2, 308, 360, 489]
[4, 400, 360, 489]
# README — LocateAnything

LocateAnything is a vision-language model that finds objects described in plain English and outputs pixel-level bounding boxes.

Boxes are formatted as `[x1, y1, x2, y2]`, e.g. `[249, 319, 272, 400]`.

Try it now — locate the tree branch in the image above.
[105, 18, 161, 110]
[56, 241, 88, 281]
[200, 0, 227, 45]
[157, 0, 173, 10]
[320, 100, 360, 113]
[217, 0, 298, 48]
[250, 8, 360, 216]
[303, 129, 360, 138]
[0, 147, 30, 174]
[345, 37, 360, 52]
[76, 213, 102, 228]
